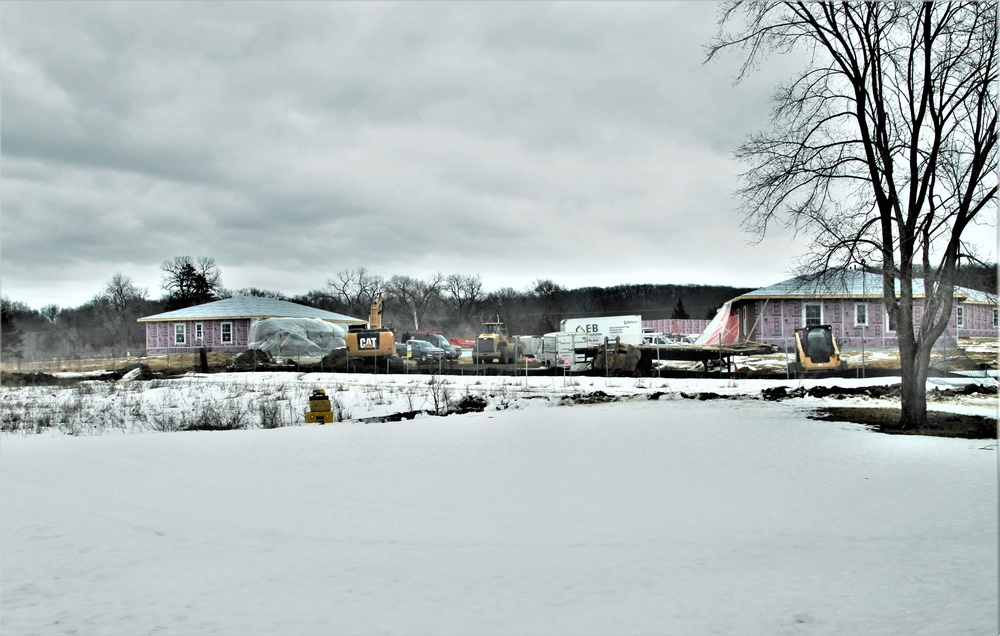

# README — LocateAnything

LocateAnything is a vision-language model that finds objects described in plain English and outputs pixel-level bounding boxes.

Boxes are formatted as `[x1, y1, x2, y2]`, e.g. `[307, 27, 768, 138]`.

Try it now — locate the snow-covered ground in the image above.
[1, 372, 997, 635]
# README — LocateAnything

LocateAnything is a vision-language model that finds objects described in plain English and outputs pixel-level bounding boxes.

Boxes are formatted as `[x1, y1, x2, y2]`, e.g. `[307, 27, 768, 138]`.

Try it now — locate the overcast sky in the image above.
[2, 2, 995, 311]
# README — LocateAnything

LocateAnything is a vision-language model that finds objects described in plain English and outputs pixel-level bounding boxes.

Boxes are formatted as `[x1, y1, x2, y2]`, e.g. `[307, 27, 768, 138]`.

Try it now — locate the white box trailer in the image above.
[559, 315, 644, 346]
[540, 332, 593, 368]
[515, 335, 543, 358]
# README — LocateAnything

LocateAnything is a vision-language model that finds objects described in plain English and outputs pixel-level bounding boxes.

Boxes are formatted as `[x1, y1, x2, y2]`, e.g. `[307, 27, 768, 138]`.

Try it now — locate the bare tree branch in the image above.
[708, 0, 997, 428]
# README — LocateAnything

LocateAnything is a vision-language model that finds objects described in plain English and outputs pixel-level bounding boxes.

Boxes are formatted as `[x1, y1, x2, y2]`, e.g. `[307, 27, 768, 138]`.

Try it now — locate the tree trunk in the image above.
[897, 335, 931, 430]
[894, 268, 930, 430]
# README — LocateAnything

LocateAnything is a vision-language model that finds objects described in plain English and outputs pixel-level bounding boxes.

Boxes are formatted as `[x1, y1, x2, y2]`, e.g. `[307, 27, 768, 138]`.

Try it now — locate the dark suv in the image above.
[401, 332, 461, 360]
[400, 338, 444, 362]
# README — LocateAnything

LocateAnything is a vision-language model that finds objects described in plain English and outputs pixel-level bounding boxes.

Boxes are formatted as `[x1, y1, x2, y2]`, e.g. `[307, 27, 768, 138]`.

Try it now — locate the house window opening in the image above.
[855, 303, 868, 327]
[221, 322, 233, 344]
[174, 323, 187, 345]
[956, 306, 964, 328]
[804, 303, 822, 327]
[195, 323, 204, 341]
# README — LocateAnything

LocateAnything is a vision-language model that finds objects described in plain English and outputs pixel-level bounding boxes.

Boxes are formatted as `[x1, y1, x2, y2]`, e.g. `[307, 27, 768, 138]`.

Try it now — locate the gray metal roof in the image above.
[138, 296, 365, 323]
[736, 268, 994, 303]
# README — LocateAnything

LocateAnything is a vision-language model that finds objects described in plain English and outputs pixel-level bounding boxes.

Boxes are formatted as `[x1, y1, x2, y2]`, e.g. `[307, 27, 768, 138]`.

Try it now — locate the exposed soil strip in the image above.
[808, 407, 997, 440]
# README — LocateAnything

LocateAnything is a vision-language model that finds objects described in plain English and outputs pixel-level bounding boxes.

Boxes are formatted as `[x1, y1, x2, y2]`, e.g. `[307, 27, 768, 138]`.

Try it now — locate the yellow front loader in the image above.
[473, 319, 514, 364]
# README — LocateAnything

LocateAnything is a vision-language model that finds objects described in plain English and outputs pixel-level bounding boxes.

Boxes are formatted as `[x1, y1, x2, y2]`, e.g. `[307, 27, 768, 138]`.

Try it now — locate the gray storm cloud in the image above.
[2, 1, 875, 309]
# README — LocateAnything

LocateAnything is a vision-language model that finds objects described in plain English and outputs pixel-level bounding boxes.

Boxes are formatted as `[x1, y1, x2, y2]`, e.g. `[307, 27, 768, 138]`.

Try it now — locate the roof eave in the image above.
[137, 315, 365, 323]
[734, 293, 968, 302]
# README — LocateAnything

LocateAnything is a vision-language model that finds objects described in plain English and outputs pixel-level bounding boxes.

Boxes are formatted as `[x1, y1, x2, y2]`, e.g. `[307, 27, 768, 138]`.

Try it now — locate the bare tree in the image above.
[225, 287, 289, 300]
[326, 267, 385, 319]
[442, 274, 486, 335]
[531, 279, 567, 334]
[40, 304, 60, 324]
[708, 1, 997, 429]
[483, 286, 530, 335]
[94, 273, 149, 354]
[295, 289, 347, 314]
[385, 272, 445, 331]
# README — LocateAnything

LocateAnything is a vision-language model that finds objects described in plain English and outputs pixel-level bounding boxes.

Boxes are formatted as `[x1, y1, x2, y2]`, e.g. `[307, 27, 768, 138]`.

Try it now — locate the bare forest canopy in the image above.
[2, 264, 995, 363]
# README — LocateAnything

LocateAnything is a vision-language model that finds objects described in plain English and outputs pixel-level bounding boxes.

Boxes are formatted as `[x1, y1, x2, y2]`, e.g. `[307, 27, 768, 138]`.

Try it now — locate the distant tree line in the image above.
[279, 268, 748, 339]
[2, 256, 228, 363]
[2, 258, 994, 363]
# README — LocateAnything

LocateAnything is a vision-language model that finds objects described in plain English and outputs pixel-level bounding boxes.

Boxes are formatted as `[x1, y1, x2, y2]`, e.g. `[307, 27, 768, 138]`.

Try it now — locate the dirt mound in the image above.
[761, 382, 996, 402]
[929, 383, 998, 398]
[452, 395, 489, 414]
[559, 390, 622, 405]
[2, 372, 68, 386]
[762, 384, 905, 401]
[680, 391, 741, 401]
[231, 349, 273, 370]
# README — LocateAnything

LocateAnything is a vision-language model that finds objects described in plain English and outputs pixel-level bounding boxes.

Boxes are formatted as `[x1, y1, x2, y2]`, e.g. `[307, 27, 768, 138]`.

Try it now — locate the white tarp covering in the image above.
[246, 318, 346, 358]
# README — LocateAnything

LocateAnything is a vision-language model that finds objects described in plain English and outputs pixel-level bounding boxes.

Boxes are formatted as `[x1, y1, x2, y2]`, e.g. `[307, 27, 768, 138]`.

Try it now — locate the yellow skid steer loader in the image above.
[792, 325, 847, 375]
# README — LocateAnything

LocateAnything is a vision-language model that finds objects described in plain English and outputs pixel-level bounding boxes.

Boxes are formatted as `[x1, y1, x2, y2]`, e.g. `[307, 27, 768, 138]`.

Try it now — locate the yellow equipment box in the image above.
[305, 389, 334, 424]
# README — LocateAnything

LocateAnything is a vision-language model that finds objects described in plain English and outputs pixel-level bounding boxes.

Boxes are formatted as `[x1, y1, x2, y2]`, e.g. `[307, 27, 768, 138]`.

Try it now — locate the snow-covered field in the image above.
[2, 372, 997, 635]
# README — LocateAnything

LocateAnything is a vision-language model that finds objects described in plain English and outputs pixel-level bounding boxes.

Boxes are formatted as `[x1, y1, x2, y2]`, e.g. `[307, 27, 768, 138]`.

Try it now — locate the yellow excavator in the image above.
[345, 295, 395, 361]
[792, 325, 847, 374]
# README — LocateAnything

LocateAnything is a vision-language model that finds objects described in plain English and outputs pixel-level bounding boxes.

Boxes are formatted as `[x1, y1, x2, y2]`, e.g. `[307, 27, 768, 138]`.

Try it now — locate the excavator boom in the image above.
[346, 294, 395, 359]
